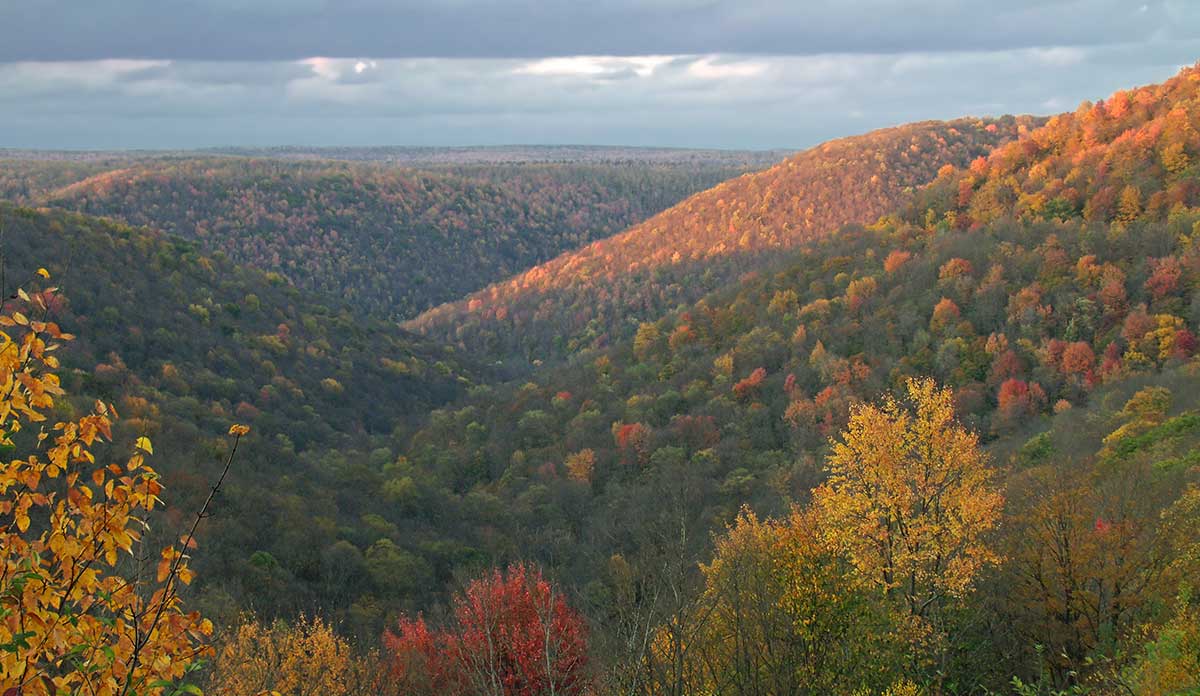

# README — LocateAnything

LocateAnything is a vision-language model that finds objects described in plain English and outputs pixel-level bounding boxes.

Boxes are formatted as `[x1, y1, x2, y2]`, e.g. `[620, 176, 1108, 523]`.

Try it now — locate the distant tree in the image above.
[564, 449, 596, 483]
[1060, 341, 1095, 378]
[1144, 256, 1183, 301]
[930, 297, 962, 333]
[613, 422, 652, 468]
[633, 323, 664, 361]
[884, 250, 913, 274]
[731, 367, 767, 401]
[996, 378, 1046, 429]
[1117, 184, 1143, 223]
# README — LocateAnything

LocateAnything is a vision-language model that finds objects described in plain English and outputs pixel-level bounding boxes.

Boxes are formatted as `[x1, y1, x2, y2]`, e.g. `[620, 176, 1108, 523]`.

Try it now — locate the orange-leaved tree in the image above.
[0, 267, 245, 695]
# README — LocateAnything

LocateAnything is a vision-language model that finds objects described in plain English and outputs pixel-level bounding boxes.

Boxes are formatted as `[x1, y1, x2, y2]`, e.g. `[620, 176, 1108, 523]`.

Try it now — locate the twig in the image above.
[120, 429, 244, 696]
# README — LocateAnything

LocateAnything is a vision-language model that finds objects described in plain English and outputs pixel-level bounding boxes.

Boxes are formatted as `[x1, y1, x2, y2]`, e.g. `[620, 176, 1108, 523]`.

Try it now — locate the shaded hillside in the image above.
[32, 158, 754, 318]
[0, 202, 480, 630]
[408, 116, 1037, 365]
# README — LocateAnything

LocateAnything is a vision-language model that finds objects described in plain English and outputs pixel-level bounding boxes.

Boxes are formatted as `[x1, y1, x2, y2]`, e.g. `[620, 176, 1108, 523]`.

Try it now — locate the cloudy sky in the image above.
[1, 1, 1198, 150]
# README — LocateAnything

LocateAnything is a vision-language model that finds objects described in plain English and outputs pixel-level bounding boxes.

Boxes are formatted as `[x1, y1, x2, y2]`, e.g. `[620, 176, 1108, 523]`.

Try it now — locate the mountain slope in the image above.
[378, 65, 1200, 685]
[407, 117, 1037, 365]
[915, 62, 1200, 227]
[0, 157, 133, 203]
[0, 202, 480, 630]
[31, 158, 755, 319]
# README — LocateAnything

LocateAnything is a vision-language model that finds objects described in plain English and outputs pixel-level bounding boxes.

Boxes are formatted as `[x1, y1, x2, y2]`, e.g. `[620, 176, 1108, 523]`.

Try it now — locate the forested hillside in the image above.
[0, 157, 133, 203]
[23, 158, 753, 318]
[920, 62, 1200, 228]
[408, 117, 1037, 365]
[0, 203, 484, 638]
[376, 65, 1200, 692]
[7, 63, 1200, 696]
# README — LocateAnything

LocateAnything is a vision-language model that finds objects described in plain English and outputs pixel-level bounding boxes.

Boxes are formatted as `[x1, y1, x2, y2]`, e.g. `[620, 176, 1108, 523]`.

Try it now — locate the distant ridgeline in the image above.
[0, 152, 767, 319]
[407, 116, 1039, 367]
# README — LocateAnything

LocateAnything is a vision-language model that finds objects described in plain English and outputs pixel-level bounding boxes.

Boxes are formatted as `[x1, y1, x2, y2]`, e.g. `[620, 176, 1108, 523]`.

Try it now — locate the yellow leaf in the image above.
[228, 424, 250, 436]
[135, 436, 153, 454]
[36, 267, 50, 279]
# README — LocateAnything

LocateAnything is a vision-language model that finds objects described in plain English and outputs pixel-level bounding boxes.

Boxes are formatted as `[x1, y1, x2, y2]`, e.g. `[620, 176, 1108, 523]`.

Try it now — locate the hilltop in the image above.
[408, 116, 1037, 365]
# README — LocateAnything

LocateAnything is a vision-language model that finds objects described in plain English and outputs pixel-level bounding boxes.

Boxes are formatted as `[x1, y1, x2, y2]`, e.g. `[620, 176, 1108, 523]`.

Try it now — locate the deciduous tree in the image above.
[385, 563, 590, 696]
[815, 378, 1003, 621]
[0, 275, 240, 695]
[686, 507, 899, 695]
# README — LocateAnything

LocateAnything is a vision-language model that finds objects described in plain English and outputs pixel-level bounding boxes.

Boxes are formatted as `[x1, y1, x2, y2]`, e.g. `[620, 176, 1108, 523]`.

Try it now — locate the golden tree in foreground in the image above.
[815, 377, 1004, 621]
[683, 507, 901, 695]
[0, 272, 243, 695]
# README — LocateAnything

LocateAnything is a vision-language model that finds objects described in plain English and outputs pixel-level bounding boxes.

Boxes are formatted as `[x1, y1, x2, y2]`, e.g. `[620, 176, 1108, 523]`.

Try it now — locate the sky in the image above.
[1, 0, 1198, 150]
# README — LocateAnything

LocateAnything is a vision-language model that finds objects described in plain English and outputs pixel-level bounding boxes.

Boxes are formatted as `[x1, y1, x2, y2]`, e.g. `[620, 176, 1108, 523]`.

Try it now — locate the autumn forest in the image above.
[3, 37, 1200, 696]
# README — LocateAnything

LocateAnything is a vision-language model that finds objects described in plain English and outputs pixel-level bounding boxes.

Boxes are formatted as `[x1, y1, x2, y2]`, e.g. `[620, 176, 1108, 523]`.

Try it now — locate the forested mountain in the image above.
[7, 61, 1200, 696]
[0, 157, 134, 203]
[408, 117, 1037, 365]
[0, 202, 484, 638]
[11, 157, 755, 318]
[374, 65, 1200, 691]
[919, 63, 1200, 228]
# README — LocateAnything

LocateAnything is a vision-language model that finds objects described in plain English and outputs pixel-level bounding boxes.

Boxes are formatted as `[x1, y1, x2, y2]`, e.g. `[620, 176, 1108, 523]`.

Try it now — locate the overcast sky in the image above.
[1, 1, 1198, 150]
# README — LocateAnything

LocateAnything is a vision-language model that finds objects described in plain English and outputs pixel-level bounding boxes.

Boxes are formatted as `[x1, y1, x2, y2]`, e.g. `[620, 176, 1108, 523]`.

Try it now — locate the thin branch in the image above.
[120, 429, 244, 696]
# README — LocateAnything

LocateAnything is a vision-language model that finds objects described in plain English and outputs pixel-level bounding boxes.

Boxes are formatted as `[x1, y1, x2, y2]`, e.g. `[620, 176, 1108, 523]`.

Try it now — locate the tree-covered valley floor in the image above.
[4, 66, 1200, 694]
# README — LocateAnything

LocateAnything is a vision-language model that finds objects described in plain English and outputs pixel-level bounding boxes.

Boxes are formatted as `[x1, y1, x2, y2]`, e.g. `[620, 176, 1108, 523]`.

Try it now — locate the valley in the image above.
[2, 37, 1199, 696]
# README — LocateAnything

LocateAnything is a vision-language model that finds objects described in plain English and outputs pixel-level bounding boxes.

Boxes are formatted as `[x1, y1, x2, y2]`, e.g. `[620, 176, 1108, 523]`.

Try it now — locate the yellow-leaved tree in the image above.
[815, 378, 1004, 622]
[0, 269, 245, 695]
[206, 615, 384, 696]
[684, 507, 901, 695]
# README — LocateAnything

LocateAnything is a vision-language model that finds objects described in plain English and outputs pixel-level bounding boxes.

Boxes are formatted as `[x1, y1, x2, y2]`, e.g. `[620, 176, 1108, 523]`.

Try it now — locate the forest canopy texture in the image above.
[3, 61, 1200, 696]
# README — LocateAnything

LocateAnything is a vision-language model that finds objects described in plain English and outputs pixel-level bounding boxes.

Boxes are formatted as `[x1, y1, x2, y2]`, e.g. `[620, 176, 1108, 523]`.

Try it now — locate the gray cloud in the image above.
[1, 42, 1197, 150]
[1, 0, 1198, 61]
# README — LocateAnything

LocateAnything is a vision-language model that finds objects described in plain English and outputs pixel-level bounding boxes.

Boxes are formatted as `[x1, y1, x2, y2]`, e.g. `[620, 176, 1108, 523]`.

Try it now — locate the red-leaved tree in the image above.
[384, 563, 590, 696]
